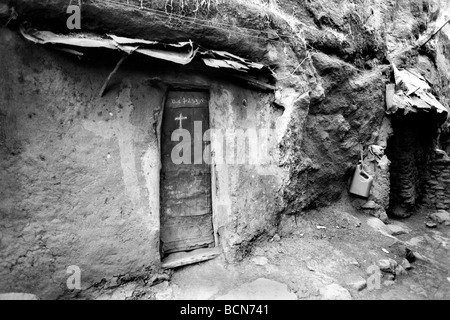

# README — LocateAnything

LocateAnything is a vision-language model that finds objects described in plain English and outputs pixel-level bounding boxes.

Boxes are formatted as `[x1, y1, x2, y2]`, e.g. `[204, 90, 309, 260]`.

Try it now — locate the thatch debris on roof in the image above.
[386, 64, 449, 121]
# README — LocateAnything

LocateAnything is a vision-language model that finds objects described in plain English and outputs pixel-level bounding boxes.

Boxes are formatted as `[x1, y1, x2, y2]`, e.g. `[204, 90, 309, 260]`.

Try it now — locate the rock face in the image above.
[278, 0, 450, 214]
[0, 0, 450, 299]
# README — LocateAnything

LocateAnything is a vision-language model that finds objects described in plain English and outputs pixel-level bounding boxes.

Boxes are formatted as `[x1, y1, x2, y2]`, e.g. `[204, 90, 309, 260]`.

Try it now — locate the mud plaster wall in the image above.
[209, 84, 288, 259]
[0, 28, 285, 298]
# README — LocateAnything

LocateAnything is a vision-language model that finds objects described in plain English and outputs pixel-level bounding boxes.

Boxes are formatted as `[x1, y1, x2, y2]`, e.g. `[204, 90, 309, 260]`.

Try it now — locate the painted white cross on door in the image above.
[175, 113, 187, 129]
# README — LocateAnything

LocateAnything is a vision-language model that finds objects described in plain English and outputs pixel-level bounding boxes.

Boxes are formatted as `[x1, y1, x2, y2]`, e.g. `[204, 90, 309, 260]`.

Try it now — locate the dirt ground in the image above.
[91, 196, 450, 300]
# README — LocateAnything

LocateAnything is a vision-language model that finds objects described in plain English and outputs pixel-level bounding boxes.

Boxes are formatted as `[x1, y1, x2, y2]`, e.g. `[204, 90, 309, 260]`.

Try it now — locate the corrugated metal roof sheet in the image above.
[20, 25, 272, 75]
[387, 64, 448, 119]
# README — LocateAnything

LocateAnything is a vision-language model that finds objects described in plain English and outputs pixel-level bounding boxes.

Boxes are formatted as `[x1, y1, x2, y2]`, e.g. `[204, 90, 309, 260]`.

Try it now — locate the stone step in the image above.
[162, 247, 221, 269]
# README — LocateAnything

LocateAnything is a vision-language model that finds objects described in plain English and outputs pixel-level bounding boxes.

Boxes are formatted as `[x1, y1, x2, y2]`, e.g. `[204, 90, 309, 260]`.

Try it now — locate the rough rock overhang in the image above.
[386, 64, 449, 123]
[1, 0, 275, 61]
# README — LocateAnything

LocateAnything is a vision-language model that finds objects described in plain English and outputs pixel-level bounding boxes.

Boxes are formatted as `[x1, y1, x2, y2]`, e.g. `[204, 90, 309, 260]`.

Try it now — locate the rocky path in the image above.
[141, 200, 450, 300]
[81, 199, 450, 300]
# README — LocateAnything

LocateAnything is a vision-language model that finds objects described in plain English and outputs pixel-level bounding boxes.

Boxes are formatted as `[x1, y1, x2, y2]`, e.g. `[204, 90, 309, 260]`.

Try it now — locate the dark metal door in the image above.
[160, 90, 214, 255]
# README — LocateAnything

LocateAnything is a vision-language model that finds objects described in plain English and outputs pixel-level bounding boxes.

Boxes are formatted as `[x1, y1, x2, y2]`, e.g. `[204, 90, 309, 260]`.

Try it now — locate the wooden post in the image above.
[99, 53, 129, 97]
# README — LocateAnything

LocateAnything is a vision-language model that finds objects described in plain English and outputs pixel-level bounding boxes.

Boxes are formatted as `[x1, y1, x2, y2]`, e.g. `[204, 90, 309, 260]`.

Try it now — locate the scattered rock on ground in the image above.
[378, 258, 398, 273]
[339, 212, 361, 228]
[429, 210, 450, 225]
[378, 259, 391, 271]
[362, 200, 378, 209]
[271, 234, 281, 242]
[215, 278, 296, 300]
[390, 205, 412, 218]
[411, 251, 428, 262]
[386, 223, 410, 236]
[395, 265, 407, 276]
[347, 257, 360, 266]
[345, 275, 367, 291]
[367, 217, 392, 236]
[385, 274, 395, 281]
[383, 280, 395, 287]
[252, 256, 268, 266]
[425, 221, 437, 228]
[377, 210, 389, 223]
[401, 259, 412, 270]
[389, 242, 415, 262]
[319, 284, 352, 300]
[405, 236, 424, 247]
[367, 208, 389, 223]
[389, 241, 406, 257]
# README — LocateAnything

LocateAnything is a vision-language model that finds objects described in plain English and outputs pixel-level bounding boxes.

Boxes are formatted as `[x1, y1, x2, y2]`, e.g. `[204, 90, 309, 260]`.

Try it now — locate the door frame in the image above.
[156, 83, 219, 258]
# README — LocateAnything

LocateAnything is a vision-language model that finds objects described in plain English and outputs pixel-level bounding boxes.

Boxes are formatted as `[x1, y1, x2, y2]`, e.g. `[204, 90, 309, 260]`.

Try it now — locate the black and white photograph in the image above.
[0, 0, 449, 305]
